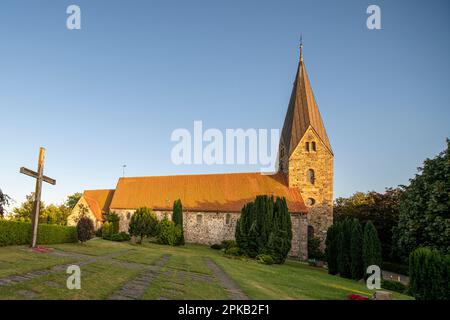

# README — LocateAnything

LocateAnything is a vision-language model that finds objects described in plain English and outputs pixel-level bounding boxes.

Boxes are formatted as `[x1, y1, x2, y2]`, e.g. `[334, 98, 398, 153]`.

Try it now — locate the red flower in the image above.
[347, 294, 370, 300]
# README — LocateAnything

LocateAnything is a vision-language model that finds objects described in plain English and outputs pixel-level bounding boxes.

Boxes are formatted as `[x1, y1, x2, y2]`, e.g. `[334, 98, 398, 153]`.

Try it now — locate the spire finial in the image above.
[299, 35, 304, 62]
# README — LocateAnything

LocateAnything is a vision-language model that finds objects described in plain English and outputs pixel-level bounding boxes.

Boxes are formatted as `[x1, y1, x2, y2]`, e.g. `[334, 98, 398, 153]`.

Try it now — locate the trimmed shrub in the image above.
[256, 254, 274, 265]
[225, 246, 241, 256]
[381, 279, 408, 294]
[104, 212, 120, 234]
[362, 221, 382, 275]
[325, 224, 339, 275]
[172, 199, 185, 245]
[221, 240, 236, 250]
[0, 220, 78, 246]
[77, 217, 94, 243]
[235, 196, 292, 264]
[102, 221, 113, 240]
[128, 207, 159, 243]
[110, 232, 131, 242]
[350, 219, 364, 280]
[409, 247, 449, 300]
[308, 236, 323, 260]
[157, 218, 182, 246]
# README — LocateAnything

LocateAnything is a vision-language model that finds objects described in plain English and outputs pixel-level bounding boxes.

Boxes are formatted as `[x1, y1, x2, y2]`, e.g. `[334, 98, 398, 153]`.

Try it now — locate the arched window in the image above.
[305, 142, 310, 152]
[307, 169, 315, 184]
[280, 145, 285, 158]
[225, 213, 231, 225]
[127, 212, 131, 220]
[311, 141, 316, 152]
[306, 198, 316, 206]
[196, 214, 203, 224]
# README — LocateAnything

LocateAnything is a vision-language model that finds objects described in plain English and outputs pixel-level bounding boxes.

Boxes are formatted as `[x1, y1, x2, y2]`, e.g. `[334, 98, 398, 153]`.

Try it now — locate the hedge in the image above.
[0, 220, 78, 246]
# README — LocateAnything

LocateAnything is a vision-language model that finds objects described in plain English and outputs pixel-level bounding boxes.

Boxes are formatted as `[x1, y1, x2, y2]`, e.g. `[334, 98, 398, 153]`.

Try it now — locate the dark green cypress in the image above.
[362, 221, 382, 274]
[172, 199, 184, 245]
[337, 220, 352, 278]
[325, 224, 338, 275]
[350, 219, 364, 280]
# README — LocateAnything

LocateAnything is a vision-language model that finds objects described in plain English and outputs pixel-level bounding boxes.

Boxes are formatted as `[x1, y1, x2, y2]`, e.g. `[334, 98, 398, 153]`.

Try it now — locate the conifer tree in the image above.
[172, 199, 184, 245]
[350, 219, 364, 280]
[362, 221, 382, 273]
[325, 224, 338, 275]
[337, 220, 352, 278]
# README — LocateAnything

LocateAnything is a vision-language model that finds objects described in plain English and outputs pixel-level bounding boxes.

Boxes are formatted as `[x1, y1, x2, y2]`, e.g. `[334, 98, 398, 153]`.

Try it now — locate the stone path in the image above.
[108, 254, 170, 300]
[0, 249, 132, 287]
[205, 258, 248, 300]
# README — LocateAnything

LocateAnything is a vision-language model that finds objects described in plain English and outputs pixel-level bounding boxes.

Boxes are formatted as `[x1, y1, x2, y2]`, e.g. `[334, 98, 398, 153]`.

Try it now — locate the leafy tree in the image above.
[393, 139, 450, 261]
[128, 207, 158, 243]
[77, 216, 94, 243]
[172, 199, 184, 245]
[334, 188, 402, 261]
[0, 188, 12, 219]
[325, 224, 339, 275]
[350, 219, 364, 280]
[362, 221, 382, 274]
[65, 192, 82, 210]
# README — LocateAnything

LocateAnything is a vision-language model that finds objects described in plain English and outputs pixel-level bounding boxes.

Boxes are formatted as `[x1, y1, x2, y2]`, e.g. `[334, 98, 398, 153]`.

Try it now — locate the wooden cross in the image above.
[20, 147, 56, 248]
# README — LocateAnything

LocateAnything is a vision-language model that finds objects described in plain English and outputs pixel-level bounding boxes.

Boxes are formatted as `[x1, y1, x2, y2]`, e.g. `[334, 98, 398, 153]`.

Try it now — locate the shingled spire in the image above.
[280, 45, 332, 157]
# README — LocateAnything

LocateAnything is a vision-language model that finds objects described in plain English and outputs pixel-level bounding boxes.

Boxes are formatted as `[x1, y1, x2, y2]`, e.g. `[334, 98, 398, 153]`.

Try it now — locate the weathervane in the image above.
[300, 35, 304, 61]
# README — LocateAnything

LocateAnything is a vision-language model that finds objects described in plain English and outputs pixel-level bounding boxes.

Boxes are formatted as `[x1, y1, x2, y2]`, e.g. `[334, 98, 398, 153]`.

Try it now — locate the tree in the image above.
[325, 224, 339, 275]
[172, 199, 185, 245]
[0, 189, 12, 219]
[128, 207, 158, 243]
[334, 188, 402, 261]
[235, 196, 292, 264]
[350, 219, 364, 280]
[77, 216, 94, 243]
[65, 192, 82, 209]
[362, 221, 382, 274]
[337, 220, 352, 278]
[393, 139, 450, 262]
[105, 212, 120, 234]
[157, 217, 182, 246]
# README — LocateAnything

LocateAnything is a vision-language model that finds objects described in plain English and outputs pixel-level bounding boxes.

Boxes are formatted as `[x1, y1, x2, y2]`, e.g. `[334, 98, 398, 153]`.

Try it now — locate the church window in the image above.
[307, 169, 315, 184]
[197, 214, 203, 224]
[311, 141, 316, 152]
[226, 213, 231, 225]
[280, 145, 285, 158]
[127, 212, 131, 220]
[306, 198, 316, 206]
[305, 142, 310, 152]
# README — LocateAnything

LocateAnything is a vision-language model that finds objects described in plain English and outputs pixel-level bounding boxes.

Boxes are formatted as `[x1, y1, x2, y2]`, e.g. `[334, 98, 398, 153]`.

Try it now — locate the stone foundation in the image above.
[111, 208, 308, 259]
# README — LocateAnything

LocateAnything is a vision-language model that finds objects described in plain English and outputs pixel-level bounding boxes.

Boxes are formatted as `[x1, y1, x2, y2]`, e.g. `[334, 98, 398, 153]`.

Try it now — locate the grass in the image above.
[0, 239, 413, 300]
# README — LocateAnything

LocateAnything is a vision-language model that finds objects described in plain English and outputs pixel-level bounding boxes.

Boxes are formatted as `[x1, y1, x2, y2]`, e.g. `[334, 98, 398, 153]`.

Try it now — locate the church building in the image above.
[68, 47, 334, 260]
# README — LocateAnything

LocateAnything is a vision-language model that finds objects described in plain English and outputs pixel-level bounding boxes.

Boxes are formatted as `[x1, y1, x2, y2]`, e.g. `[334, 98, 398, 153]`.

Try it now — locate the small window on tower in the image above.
[307, 169, 315, 185]
[307, 198, 316, 206]
[127, 212, 131, 220]
[226, 213, 231, 225]
[197, 214, 203, 224]
[280, 145, 285, 158]
[311, 141, 316, 152]
[305, 142, 310, 152]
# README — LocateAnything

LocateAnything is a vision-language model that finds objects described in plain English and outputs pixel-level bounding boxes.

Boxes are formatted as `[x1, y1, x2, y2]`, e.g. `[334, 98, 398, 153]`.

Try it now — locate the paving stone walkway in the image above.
[0, 249, 132, 287]
[108, 254, 170, 300]
[205, 258, 248, 300]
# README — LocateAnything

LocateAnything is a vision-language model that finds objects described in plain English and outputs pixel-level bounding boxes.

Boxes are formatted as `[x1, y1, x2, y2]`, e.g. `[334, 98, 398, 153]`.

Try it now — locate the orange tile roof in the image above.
[109, 172, 306, 213]
[83, 189, 115, 221]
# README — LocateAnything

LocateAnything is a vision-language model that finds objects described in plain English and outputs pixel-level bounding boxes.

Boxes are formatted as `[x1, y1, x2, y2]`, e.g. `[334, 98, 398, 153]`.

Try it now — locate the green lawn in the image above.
[0, 239, 413, 300]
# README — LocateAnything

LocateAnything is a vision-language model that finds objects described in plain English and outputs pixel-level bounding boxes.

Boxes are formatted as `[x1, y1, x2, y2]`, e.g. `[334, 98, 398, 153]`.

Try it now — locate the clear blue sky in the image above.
[1, 0, 449, 208]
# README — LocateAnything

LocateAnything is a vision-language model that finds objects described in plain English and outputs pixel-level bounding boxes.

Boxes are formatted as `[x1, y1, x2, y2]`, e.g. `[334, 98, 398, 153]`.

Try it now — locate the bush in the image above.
[110, 232, 131, 242]
[325, 224, 339, 275]
[256, 254, 274, 265]
[308, 236, 324, 260]
[95, 228, 102, 238]
[157, 218, 182, 246]
[0, 220, 78, 246]
[409, 247, 450, 300]
[382, 261, 409, 276]
[210, 243, 223, 250]
[104, 212, 120, 234]
[225, 246, 241, 256]
[77, 217, 94, 243]
[128, 207, 159, 243]
[235, 196, 292, 264]
[381, 279, 408, 294]
[172, 199, 185, 245]
[102, 221, 113, 240]
[362, 221, 382, 275]
[221, 240, 236, 250]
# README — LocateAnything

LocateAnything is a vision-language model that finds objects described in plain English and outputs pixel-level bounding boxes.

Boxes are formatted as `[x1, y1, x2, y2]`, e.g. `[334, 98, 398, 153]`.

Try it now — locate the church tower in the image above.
[279, 43, 334, 246]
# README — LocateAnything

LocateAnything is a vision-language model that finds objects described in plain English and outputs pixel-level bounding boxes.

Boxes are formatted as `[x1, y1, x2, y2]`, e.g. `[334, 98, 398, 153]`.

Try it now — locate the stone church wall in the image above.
[111, 208, 308, 259]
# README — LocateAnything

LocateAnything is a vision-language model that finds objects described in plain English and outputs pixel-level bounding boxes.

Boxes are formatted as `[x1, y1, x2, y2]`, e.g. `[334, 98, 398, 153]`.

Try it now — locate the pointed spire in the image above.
[280, 45, 333, 156]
